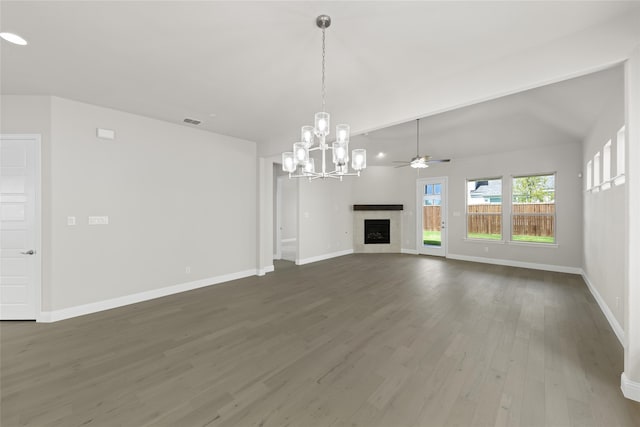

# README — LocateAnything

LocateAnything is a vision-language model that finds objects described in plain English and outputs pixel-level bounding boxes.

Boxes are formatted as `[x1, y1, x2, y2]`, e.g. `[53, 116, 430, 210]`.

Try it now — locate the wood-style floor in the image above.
[2, 254, 639, 427]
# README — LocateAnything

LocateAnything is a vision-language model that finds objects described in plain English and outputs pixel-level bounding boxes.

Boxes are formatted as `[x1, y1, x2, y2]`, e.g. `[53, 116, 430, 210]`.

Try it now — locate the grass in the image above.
[467, 232, 555, 243]
[423, 230, 441, 246]
[467, 232, 502, 240]
[512, 235, 555, 243]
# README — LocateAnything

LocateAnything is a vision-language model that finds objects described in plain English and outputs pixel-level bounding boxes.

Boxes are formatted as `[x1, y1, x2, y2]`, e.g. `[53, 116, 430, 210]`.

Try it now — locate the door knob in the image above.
[20, 250, 35, 255]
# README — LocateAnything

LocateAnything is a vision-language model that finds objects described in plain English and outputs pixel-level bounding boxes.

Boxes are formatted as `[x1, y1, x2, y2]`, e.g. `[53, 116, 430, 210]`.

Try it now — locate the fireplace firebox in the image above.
[364, 219, 391, 244]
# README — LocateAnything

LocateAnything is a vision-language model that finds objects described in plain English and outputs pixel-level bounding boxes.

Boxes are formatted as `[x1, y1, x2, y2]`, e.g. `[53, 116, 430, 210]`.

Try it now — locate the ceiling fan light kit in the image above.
[282, 15, 366, 181]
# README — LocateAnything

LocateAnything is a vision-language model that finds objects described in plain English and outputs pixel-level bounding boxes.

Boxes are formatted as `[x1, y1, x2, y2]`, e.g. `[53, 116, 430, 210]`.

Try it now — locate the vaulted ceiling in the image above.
[1, 1, 638, 158]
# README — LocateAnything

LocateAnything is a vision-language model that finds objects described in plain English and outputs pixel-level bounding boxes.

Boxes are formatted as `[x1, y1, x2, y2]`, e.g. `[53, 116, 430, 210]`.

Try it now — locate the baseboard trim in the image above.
[446, 253, 582, 275]
[258, 265, 275, 276]
[401, 248, 418, 255]
[39, 268, 258, 323]
[580, 270, 625, 346]
[621, 373, 640, 402]
[296, 249, 354, 266]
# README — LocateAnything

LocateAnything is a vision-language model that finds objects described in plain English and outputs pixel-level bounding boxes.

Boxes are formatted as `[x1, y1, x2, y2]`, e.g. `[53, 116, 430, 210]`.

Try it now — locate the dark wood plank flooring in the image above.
[2, 254, 639, 426]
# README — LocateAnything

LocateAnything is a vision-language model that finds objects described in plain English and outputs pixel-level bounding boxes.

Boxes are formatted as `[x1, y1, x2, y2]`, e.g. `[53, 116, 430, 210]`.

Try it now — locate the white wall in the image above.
[582, 79, 626, 329]
[443, 143, 583, 269]
[2, 95, 258, 313]
[351, 144, 584, 270]
[297, 178, 353, 263]
[279, 176, 298, 241]
[624, 45, 640, 400]
[351, 166, 417, 251]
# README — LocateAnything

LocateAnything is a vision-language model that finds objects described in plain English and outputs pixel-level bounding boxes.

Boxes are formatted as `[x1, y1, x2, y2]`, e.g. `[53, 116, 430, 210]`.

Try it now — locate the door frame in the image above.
[274, 174, 282, 260]
[1, 134, 42, 321]
[416, 176, 448, 257]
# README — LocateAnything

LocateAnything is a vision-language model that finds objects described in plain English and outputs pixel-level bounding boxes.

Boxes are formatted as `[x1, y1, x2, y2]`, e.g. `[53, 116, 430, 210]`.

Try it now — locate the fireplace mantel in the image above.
[353, 204, 403, 211]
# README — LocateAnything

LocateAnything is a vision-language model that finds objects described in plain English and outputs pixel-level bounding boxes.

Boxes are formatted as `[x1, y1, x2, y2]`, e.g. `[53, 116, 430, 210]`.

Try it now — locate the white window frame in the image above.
[593, 152, 601, 192]
[465, 177, 503, 241]
[586, 160, 592, 191]
[510, 173, 556, 245]
[615, 125, 626, 186]
[602, 140, 612, 191]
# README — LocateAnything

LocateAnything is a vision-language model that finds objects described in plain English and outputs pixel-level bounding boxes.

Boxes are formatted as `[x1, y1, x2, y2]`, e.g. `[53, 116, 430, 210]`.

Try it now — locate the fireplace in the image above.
[353, 204, 402, 253]
[364, 219, 391, 244]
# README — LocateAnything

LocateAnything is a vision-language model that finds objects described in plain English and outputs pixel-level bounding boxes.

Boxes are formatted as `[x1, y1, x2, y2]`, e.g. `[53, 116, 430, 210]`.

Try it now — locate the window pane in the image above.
[467, 178, 502, 240]
[511, 174, 555, 243]
[423, 183, 442, 247]
[603, 141, 611, 183]
[617, 126, 625, 177]
[594, 152, 601, 187]
[434, 183, 441, 195]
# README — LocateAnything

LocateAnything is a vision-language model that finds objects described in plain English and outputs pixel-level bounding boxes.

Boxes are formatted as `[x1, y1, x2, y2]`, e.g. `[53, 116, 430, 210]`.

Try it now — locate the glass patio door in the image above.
[417, 177, 447, 257]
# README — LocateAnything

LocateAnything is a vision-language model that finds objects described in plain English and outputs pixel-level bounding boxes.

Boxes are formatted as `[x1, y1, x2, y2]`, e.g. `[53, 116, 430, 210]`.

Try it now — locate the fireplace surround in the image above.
[353, 205, 403, 253]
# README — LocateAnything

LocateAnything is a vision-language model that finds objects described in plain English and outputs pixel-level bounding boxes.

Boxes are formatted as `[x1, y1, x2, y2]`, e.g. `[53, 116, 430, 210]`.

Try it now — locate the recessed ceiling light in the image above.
[0, 32, 28, 46]
[376, 152, 386, 158]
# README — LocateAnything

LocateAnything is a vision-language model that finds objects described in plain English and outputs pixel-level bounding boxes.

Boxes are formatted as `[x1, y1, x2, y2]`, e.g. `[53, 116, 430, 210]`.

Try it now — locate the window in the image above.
[466, 178, 502, 240]
[616, 126, 626, 185]
[511, 174, 555, 244]
[424, 183, 442, 206]
[602, 140, 611, 190]
[586, 160, 592, 191]
[593, 152, 601, 191]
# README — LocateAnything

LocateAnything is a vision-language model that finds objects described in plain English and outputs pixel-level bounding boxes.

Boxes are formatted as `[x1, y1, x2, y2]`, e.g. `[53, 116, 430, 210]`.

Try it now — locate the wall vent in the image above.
[183, 118, 201, 125]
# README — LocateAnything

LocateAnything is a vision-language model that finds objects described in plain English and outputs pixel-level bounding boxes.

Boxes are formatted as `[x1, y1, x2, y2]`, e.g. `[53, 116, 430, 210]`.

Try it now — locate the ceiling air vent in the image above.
[183, 118, 201, 125]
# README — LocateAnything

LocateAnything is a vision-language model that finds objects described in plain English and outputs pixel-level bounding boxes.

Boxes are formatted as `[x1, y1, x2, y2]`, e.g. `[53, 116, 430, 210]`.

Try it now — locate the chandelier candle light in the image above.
[282, 15, 366, 180]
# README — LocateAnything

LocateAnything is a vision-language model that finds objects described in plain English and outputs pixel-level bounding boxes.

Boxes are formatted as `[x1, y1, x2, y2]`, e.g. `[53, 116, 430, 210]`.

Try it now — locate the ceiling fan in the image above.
[393, 119, 451, 168]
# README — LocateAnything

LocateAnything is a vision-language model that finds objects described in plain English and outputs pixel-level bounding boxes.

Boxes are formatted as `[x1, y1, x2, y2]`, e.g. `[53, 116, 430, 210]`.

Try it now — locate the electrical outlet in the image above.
[484, 246, 489, 253]
[185, 266, 191, 274]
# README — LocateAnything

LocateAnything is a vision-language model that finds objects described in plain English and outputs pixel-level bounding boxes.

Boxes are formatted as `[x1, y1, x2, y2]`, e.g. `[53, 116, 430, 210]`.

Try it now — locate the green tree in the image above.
[513, 176, 550, 203]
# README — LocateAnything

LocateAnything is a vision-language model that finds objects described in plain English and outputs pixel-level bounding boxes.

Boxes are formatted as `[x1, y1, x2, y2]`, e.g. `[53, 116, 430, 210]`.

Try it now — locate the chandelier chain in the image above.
[321, 27, 326, 112]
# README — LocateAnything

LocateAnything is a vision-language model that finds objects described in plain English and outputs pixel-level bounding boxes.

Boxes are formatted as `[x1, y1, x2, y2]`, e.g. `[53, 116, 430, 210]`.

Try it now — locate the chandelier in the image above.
[282, 15, 366, 180]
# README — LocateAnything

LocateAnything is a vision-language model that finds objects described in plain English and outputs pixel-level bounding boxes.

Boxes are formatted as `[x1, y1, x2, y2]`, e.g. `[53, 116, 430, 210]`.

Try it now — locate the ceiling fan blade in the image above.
[394, 163, 411, 168]
[425, 158, 451, 164]
[392, 160, 411, 163]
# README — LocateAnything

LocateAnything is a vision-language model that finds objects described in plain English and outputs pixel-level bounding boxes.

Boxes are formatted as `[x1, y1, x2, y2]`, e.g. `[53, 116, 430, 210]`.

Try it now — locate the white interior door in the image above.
[417, 177, 447, 257]
[1, 135, 40, 320]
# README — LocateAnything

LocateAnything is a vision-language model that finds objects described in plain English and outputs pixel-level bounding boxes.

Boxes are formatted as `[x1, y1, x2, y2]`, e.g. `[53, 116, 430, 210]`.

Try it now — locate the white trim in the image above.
[281, 238, 296, 243]
[446, 253, 582, 274]
[0, 134, 42, 321]
[621, 373, 640, 402]
[257, 265, 275, 276]
[39, 269, 257, 323]
[416, 177, 448, 257]
[580, 270, 624, 346]
[613, 175, 626, 186]
[401, 248, 418, 255]
[296, 249, 353, 266]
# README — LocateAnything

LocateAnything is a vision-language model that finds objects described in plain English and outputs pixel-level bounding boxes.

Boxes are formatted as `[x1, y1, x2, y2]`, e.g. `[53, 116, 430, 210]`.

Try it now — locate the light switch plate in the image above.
[88, 216, 109, 225]
[67, 216, 76, 226]
[96, 128, 115, 140]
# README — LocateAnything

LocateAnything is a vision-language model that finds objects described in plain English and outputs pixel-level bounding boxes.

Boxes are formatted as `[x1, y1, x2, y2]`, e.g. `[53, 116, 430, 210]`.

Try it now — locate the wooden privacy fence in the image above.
[423, 203, 555, 236]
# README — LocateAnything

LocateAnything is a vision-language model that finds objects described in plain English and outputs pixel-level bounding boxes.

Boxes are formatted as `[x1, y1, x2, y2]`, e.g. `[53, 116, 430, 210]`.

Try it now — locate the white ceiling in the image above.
[357, 64, 624, 166]
[0, 1, 637, 158]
